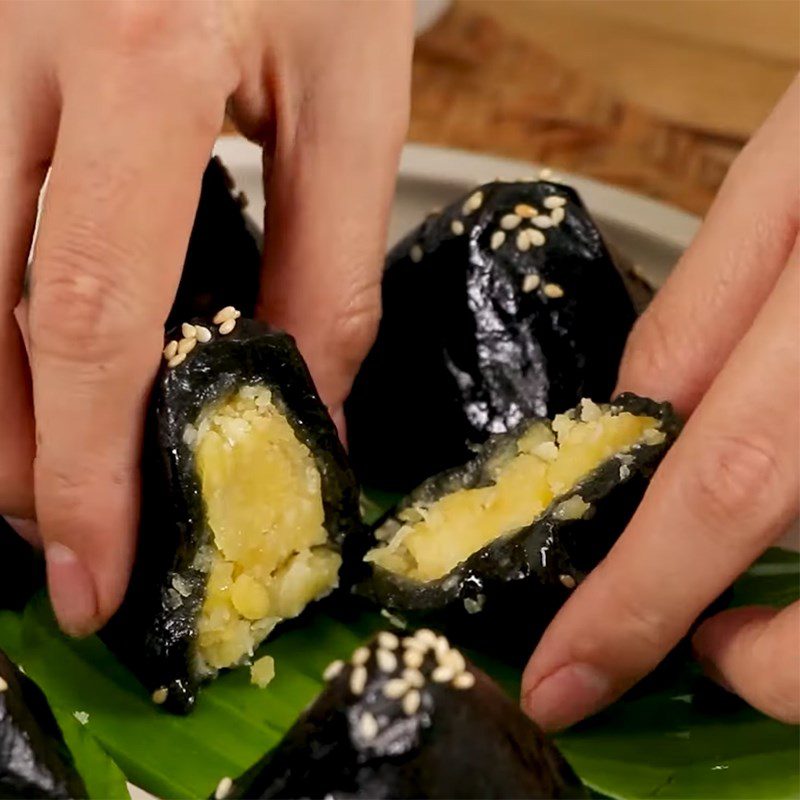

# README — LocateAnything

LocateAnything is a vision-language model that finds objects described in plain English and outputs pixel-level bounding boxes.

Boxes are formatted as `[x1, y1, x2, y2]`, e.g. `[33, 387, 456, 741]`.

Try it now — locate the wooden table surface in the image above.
[410, 0, 799, 215]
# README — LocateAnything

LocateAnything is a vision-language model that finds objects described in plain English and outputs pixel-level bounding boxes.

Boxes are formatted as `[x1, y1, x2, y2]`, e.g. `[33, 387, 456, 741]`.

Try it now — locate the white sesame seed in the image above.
[403, 669, 418, 689]
[543, 283, 565, 298]
[516, 230, 531, 252]
[415, 629, 437, 647]
[533, 215, 555, 229]
[163, 341, 179, 360]
[167, 353, 186, 369]
[151, 687, 168, 705]
[195, 325, 212, 343]
[560, 574, 577, 589]
[403, 689, 421, 716]
[403, 649, 424, 669]
[514, 204, 537, 218]
[403, 637, 425, 652]
[358, 711, 379, 740]
[352, 646, 370, 666]
[450, 219, 465, 235]
[378, 631, 399, 650]
[213, 306, 237, 325]
[543, 196, 566, 209]
[177, 337, 197, 355]
[490, 230, 506, 250]
[522, 274, 541, 293]
[434, 636, 451, 659]
[323, 660, 344, 681]
[383, 678, 408, 698]
[432, 665, 455, 683]
[0, 677, 7, 692]
[539, 168, 554, 180]
[350, 666, 368, 695]
[526, 228, 546, 247]
[500, 214, 522, 230]
[218, 318, 236, 335]
[410, 244, 424, 263]
[233, 310, 241, 319]
[462, 191, 484, 215]
[550, 207, 565, 224]
[453, 671, 476, 690]
[376, 649, 397, 673]
[181, 322, 197, 339]
[402, 668, 425, 688]
[442, 649, 466, 674]
[215, 777, 233, 800]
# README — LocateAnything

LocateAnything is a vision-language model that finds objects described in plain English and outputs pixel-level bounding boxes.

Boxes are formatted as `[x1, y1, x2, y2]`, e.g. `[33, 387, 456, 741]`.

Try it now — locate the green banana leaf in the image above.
[58, 714, 131, 800]
[0, 547, 797, 800]
[0, 611, 129, 800]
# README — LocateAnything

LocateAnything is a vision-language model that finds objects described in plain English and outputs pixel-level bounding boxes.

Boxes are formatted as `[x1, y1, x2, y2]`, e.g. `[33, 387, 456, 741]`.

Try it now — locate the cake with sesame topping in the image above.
[357, 394, 679, 660]
[346, 177, 648, 491]
[0, 649, 88, 799]
[214, 631, 585, 799]
[166, 157, 262, 330]
[101, 316, 364, 714]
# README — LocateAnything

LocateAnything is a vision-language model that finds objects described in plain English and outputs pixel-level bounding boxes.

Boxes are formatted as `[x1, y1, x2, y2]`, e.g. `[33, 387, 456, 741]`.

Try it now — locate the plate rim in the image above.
[213, 136, 701, 253]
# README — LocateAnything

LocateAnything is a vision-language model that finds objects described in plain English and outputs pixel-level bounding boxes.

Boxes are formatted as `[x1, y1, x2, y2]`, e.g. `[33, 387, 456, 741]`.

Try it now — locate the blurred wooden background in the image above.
[410, 0, 799, 215]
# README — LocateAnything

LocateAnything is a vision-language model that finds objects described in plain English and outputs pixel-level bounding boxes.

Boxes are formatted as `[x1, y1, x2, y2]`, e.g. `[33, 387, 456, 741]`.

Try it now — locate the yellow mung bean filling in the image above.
[191, 385, 340, 678]
[366, 400, 663, 582]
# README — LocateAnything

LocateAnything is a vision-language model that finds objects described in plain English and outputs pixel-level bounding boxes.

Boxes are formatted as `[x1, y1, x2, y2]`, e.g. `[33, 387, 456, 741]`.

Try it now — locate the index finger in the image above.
[521, 257, 799, 731]
[30, 71, 227, 635]
[618, 78, 798, 416]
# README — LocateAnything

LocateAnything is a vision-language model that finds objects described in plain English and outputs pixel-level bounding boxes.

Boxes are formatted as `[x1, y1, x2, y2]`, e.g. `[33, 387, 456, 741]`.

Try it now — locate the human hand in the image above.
[522, 78, 800, 729]
[0, 0, 413, 636]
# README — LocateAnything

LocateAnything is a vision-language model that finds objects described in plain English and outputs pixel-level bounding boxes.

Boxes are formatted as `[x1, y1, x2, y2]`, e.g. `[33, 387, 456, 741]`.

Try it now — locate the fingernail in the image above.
[45, 543, 98, 637]
[523, 663, 611, 732]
